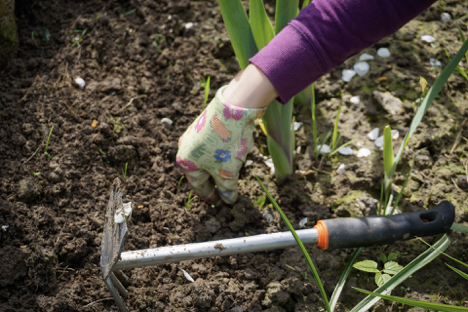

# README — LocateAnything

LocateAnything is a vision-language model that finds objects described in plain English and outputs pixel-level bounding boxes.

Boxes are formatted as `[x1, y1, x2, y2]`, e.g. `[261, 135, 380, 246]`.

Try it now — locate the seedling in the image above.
[353, 256, 404, 289]
[71, 29, 87, 47]
[176, 175, 185, 193]
[44, 126, 54, 159]
[200, 76, 211, 111]
[254, 195, 266, 209]
[42, 26, 51, 41]
[123, 9, 136, 17]
[122, 163, 128, 178]
[184, 191, 194, 210]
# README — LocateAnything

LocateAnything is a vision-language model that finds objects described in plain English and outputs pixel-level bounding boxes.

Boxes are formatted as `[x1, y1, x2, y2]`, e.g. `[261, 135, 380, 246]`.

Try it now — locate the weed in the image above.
[42, 26, 51, 41]
[123, 9, 136, 17]
[200, 76, 211, 111]
[254, 195, 266, 209]
[71, 29, 87, 47]
[97, 147, 106, 155]
[185, 191, 194, 210]
[176, 175, 185, 194]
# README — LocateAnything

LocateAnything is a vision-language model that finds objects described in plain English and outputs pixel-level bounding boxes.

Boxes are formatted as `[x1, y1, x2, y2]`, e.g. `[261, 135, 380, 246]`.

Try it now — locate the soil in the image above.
[1, 0, 467, 311]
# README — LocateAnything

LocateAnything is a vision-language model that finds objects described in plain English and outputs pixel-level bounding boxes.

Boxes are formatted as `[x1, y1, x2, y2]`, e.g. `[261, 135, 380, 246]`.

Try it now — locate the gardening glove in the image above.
[176, 86, 265, 205]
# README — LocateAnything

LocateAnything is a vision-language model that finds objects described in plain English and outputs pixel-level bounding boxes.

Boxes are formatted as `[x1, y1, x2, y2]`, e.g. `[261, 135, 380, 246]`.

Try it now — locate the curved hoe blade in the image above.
[100, 178, 128, 279]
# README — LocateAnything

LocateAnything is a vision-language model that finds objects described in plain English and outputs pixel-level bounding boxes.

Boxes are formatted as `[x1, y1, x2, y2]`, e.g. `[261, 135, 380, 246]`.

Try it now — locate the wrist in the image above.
[222, 64, 278, 109]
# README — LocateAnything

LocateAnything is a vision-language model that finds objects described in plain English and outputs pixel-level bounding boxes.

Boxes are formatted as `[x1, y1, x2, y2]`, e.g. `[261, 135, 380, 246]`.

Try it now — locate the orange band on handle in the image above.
[314, 220, 329, 250]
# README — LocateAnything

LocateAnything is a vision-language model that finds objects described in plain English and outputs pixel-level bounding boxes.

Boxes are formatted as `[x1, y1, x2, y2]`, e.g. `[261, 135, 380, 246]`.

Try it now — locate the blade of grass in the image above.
[329, 139, 357, 156]
[250, 0, 275, 49]
[331, 106, 342, 151]
[302, 0, 312, 9]
[202, 76, 211, 110]
[42, 26, 51, 41]
[275, 0, 299, 34]
[456, 24, 468, 61]
[418, 238, 468, 269]
[446, 263, 468, 281]
[311, 83, 318, 156]
[353, 288, 468, 312]
[391, 39, 468, 179]
[218, 0, 258, 69]
[350, 234, 451, 312]
[256, 176, 330, 312]
[389, 166, 412, 215]
[329, 247, 363, 312]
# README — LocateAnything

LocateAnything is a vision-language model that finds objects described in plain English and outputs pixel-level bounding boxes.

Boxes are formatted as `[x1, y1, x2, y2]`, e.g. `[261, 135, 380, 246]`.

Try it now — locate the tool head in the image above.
[100, 178, 131, 279]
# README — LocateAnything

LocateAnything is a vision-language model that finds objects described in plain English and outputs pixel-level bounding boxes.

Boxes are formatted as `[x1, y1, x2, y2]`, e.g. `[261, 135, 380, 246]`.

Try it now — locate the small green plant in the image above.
[176, 175, 185, 194]
[42, 26, 51, 41]
[122, 162, 128, 178]
[31, 30, 39, 40]
[123, 8, 136, 17]
[185, 191, 194, 210]
[97, 147, 106, 155]
[353, 254, 404, 288]
[71, 29, 87, 47]
[200, 76, 211, 111]
[44, 126, 54, 159]
[253, 195, 266, 209]
[31, 172, 41, 177]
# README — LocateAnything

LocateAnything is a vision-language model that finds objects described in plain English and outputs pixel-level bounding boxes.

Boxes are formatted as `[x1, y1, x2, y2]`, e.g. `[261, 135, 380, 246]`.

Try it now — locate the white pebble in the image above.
[161, 117, 173, 125]
[337, 164, 346, 175]
[441, 13, 451, 23]
[357, 147, 371, 157]
[359, 53, 374, 61]
[245, 160, 253, 167]
[338, 147, 354, 155]
[317, 144, 331, 154]
[391, 130, 399, 140]
[299, 217, 308, 228]
[350, 96, 360, 105]
[421, 35, 436, 43]
[2, 225, 8, 231]
[185, 22, 194, 29]
[430, 58, 441, 66]
[374, 136, 384, 148]
[74, 77, 85, 88]
[367, 128, 379, 140]
[377, 48, 391, 58]
[294, 122, 303, 131]
[354, 62, 370, 76]
[263, 157, 275, 175]
[182, 269, 195, 283]
[342, 69, 357, 82]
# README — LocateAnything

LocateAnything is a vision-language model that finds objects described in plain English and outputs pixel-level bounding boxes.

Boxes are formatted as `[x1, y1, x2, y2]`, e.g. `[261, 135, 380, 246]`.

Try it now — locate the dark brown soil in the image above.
[1, 1, 467, 311]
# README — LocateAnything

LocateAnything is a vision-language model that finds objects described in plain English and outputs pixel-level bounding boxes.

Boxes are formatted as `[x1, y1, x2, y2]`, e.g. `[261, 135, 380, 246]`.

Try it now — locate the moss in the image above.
[332, 190, 367, 217]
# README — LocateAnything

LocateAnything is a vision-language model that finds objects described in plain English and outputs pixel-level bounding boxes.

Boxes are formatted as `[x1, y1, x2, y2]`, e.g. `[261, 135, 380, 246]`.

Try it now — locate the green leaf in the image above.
[254, 195, 266, 209]
[302, 0, 312, 9]
[446, 263, 468, 281]
[351, 234, 451, 312]
[256, 177, 330, 312]
[329, 139, 357, 156]
[383, 125, 394, 182]
[331, 106, 342, 151]
[391, 39, 468, 179]
[275, 0, 298, 34]
[42, 26, 51, 41]
[388, 252, 399, 261]
[450, 223, 468, 234]
[353, 260, 379, 273]
[419, 76, 428, 93]
[380, 253, 387, 264]
[218, 0, 258, 69]
[375, 273, 392, 287]
[329, 247, 363, 312]
[249, 0, 275, 50]
[354, 287, 468, 312]
[383, 261, 404, 275]
[457, 23, 468, 61]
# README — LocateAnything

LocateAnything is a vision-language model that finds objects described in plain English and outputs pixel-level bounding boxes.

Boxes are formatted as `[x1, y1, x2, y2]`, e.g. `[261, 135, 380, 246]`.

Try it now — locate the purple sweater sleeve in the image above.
[250, 0, 435, 104]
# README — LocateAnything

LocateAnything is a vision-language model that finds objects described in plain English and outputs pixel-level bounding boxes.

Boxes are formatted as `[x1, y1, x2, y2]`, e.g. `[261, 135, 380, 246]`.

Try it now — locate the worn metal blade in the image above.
[100, 178, 128, 279]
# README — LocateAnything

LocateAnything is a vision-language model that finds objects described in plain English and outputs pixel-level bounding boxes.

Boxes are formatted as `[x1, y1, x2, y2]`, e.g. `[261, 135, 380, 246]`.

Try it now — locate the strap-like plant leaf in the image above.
[329, 247, 363, 312]
[391, 39, 468, 179]
[446, 264, 468, 281]
[351, 234, 451, 312]
[275, 0, 299, 34]
[450, 223, 468, 234]
[250, 0, 275, 50]
[218, 0, 258, 69]
[256, 176, 330, 312]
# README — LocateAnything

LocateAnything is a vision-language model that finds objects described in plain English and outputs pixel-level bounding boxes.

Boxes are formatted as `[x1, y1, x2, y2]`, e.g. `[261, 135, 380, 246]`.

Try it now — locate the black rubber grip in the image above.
[323, 201, 454, 249]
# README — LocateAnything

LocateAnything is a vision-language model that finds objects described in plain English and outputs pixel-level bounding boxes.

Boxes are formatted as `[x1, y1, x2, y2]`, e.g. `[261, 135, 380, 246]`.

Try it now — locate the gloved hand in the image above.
[176, 86, 265, 205]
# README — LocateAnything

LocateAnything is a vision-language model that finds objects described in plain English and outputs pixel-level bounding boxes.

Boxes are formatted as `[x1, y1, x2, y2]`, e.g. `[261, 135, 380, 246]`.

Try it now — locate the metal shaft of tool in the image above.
[114, 228, 319, 271]
[104, 277, 128, 312]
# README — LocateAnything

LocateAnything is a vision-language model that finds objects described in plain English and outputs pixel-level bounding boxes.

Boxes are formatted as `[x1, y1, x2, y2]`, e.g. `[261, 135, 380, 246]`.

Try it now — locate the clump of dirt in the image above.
[0, 0, 467, 311]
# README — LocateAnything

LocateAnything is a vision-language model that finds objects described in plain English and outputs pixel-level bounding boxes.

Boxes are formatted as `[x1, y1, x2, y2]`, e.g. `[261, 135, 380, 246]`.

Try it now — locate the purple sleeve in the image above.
[249, 0, 435, 104]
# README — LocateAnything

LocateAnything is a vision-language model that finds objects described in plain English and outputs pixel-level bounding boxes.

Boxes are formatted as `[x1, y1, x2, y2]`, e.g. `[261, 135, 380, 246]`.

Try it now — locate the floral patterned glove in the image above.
[176, 86, 265, 205]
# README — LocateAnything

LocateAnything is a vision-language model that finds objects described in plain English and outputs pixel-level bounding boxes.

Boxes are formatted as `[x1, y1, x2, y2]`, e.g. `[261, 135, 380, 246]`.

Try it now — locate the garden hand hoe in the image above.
[100, 178, 455, 312]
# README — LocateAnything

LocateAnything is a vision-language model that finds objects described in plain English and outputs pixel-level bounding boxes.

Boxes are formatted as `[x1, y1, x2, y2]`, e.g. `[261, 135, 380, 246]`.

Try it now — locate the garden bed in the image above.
[0, 0, 467, 311]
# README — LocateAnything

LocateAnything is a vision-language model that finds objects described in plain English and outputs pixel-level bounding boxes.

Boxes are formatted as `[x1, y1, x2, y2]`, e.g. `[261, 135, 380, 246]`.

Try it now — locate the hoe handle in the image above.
[314, 201, 455, 250]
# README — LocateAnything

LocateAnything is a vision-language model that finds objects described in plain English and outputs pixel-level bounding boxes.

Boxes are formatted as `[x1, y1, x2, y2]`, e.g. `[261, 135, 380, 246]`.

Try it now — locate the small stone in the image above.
[373, 91, 404, 115]
[421, 35, 436, 43]
[245, 160, 253, 167]
[317, 144, 331, 154]
[357, 147, 371, 157]
[377, 48, 391, 58]
[299, 217, 308, 228]
[338, 147, 354, 155]
[367, 128, 379, 140]
[337, 164, 346, 175]
[91, 119, 99, 128]
[374, 136, 384, 148]
[350, 96, 360, 105]
[430, 58, 441, 66]
[353, 61, 370, 76]
[161, 118, 173, 125]
[342, 69, 357, 82]
[18, 178, 41, 203]
[74, 77, 85, 88]
[391, 130, 399, 140]
[2, 225, 8, 231]
[182, 269, 195, 283]
[262, 210, 275, 224]
[457, 175, 468, 191]
[441, 13, 451, 23]
[359, 53, 374, 61]
[185, 22, 194, 29]
[294, 122, 303, 131]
